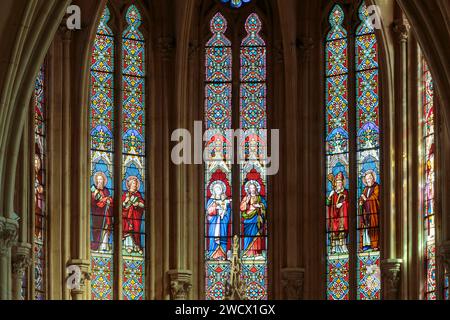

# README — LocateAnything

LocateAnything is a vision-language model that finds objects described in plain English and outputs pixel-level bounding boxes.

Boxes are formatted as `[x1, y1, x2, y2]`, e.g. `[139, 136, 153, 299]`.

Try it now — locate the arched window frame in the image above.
[200, 1, 273, 301]
[419, 54, 449, 300]
[324, 1, 383, 301]
[30, 62, 49, 301]
[88, 2, 152, 301]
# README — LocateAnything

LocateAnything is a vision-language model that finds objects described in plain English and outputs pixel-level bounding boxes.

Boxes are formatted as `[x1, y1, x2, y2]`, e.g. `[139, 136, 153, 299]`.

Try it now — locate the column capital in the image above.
[381, 259, 402, 300]
[12, 243, 32, 277]
[281, 268, 305, 300]
[67, 259, 91, 300]
[392, 19, 410, 43]
[167, 269, 192, 300]
[0, 217, 19, 257]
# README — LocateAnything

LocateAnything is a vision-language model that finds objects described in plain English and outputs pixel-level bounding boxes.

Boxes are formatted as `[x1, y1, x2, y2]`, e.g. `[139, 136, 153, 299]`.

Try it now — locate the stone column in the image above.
[281, 268, 305, 300]
[0, 217, 19, 300]
[392, 16, 410, 299]
[11, 243, 31, 300]
[168, 270, 192, 300]
[381, 259, 402, 300]
[67, 259, 90, 300]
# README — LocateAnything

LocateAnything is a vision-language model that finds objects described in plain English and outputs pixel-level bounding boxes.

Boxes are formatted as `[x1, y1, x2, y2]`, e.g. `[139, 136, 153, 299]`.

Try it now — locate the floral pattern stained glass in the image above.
[239, 13, 268, 300]
[325, 4, 350, 301]
[423, 60, 436, 300]
[355, 2, 381, 301]
[90, 7, 115, 300]
[204, 12, 233, 301]
[121, 4, 146, 301]
[34, 64, 47, 300]
[325, 2, 381, 300]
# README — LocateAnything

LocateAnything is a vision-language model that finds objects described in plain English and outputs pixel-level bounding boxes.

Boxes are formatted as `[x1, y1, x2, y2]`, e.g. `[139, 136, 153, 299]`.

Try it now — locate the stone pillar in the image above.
[67, 259, 90, 300]
[11, 243, 31, 300]
[392, 16, 410, 299]
[0, 217, 19, 300]
[168, 270, 192, 300]
[281, 268, 305, 300]
[381, 259, 402, 300]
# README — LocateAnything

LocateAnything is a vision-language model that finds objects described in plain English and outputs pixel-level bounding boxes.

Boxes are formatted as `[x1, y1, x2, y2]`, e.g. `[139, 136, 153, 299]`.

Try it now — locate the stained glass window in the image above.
[33, 64, 47, 300]
[422, 60, 436, 300]
[90, 6, 115, 300]
[355, 2, 381, 301]
[325, 4, 350, 301]
[205, 12, 233, 301]
[205, 11, 268, 300]
[239, 13, 268, 300]
[90, 4, 146, 301]
[220, 0, 252, 9]
[325, 2, 381, 300]
[121, 4, 146, 301]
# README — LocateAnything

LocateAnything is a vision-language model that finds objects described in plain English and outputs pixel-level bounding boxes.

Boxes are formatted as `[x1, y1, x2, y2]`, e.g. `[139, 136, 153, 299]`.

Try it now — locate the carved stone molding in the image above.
[12, 243, 32, 277]
[168, 270, 192, 300]
[0, 217, 19, 257]
[392, 19, 410, 43]
[281, 268, 305, 300]
[157, 37, 176, 62]
[67, 259, 91, 300]
[381, 259, 402, 300]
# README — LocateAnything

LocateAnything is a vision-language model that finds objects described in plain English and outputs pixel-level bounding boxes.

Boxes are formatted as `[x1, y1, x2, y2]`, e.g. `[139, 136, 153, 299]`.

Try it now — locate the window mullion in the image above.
[232, 25, 241, 238]
[113, 25, 124, 301]
[347, 23, 358, 302]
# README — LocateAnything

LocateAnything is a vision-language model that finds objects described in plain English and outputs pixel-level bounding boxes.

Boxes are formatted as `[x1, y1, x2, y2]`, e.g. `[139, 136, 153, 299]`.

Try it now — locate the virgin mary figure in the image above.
[206, 181, 232, 260]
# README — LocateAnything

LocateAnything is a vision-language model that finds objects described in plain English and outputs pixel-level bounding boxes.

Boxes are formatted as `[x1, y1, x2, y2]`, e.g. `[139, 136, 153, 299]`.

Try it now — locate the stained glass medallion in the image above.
[220, 0, 252, 9]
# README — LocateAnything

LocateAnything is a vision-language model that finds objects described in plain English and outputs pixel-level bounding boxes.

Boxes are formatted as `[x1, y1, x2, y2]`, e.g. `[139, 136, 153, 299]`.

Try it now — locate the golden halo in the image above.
[93, 171, 108, 187]
[126, 176, 141, 191]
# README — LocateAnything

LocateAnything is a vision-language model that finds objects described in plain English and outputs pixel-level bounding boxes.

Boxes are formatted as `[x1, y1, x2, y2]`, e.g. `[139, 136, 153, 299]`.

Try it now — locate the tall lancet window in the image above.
[33, 64, 47, 300]
[422, 60, 437, 300]
[325, 2, 381, 300]
[239, 13, 268, 300]
[89, 4, 146, 301]
[204, 12, 268, 300]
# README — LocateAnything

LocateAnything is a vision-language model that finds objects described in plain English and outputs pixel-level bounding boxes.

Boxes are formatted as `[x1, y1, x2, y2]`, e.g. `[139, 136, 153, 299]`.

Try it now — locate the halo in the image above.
[126, 176, 141, 191]
[362, 170, 377, 186]
[210, 180, 226, 196]
[245, 180, 261, 195]
[93, 171, 108, 187]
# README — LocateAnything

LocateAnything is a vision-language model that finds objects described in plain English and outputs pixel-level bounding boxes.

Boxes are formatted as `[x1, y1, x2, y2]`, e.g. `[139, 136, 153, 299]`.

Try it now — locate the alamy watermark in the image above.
[66, 5, 81, 30]
[367, 5, 382, 30]
[66, 265, 82, 290]
[171, 121, 280, 176]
